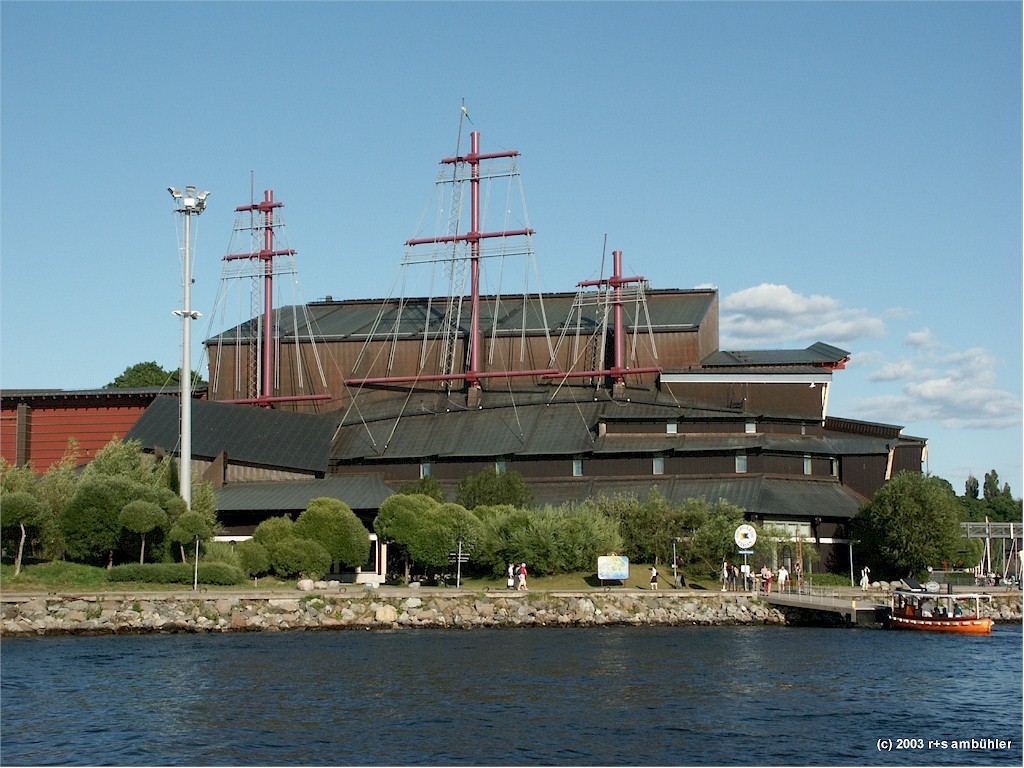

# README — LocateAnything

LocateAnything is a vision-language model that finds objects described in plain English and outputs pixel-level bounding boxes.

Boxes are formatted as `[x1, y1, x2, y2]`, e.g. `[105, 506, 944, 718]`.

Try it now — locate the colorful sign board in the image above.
[598, 555, 630, 581]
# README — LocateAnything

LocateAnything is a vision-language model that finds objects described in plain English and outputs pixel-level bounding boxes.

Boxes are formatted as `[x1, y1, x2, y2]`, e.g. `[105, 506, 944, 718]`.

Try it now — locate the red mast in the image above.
[549, 250, 661, 386]
[223, 189, 331, 408]
[349, 132, 555, 390]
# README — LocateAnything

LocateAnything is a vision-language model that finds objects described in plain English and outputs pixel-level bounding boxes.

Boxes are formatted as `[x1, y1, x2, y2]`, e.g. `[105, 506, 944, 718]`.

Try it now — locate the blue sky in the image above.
[2, 2, 1020, 496]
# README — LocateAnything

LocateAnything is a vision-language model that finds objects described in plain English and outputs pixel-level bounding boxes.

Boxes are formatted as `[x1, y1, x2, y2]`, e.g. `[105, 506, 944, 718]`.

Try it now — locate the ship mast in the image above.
[222, 189, 332, 408]
[347, 132, 559, 398]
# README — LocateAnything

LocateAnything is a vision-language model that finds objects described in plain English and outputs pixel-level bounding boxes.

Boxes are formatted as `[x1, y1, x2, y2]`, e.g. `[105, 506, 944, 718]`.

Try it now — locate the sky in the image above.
[2, 1, 1021, 496]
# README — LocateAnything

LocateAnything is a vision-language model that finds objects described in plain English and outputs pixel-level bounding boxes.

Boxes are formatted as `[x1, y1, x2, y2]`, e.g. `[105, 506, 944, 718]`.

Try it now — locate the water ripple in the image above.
[2, 626, 1021, 766]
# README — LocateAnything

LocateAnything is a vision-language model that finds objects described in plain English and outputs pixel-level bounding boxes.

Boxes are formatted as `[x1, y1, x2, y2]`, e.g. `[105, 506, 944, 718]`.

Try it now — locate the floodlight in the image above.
[168, 187, 183, 198]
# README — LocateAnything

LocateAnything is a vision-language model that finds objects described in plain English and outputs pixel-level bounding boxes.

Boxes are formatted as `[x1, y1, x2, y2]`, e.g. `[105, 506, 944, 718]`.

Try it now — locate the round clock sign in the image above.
[734, 524, 757, 549]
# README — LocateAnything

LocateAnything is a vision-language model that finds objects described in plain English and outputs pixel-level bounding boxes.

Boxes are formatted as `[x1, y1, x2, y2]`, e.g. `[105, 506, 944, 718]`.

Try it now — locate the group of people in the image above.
[507, 563, 528, 591]
[721, 560, 799, 593]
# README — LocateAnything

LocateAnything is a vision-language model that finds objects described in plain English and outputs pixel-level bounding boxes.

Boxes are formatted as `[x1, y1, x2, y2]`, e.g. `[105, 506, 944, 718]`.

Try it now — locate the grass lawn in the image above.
[2, 561, 724, 593]
[0, 562, 298, 593]
[455, 565, 718, 592]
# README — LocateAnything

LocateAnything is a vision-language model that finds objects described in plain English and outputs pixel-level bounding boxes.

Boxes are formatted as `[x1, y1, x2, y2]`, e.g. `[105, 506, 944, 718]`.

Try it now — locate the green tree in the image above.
[294, 497, 370, 569]
[402, 502, 484, 573]
[605, 488, 701, 565]
[236, 539, 270, 577]
[398, 476, 446, 502]
[35, 441, 83, 559]
[965, 474, 980, 499]
[84, 438, 156, 485]
[107, 361, 206, 388]
[475, 503, 621, 576]
[983, 470, 1001, 501]
[374, 494, 439, 583]
[688, 500, 748, 575]
[456, 468, 533, 510]
[853, 471, 965, 580]
[168, 510, 214, 563]
[1, 491, 47, 575]
[253, 516, 295, 548]
[0, 459, 38, 495]
[268, 537, 331, 580]
[118, 500, 168, 564]
[61, 475, 142, 567]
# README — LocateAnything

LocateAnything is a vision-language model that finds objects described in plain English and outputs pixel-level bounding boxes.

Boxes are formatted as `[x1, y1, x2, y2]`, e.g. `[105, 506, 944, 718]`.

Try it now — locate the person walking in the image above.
[721, 560, 729, 592]
[507, 563, 515, 590]
[859, 566, 871, 591]
[517, 563, 528, 591]
[777, 564, 789, 593]
[650, 565, 659, 590]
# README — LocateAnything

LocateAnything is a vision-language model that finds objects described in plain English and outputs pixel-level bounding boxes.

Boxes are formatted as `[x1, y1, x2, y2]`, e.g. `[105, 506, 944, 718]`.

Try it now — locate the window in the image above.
[666, 422, 678, 434]
[831, 458, 838, 477]
[495, 460, 507, 475]
[745, 420, 756, 434]
[735, 452, 747, 473]
[803, 454, 812, 475]
[572, 457, 583, 477]
[653, 456, 665, 475]
[419, 462, 431, 479]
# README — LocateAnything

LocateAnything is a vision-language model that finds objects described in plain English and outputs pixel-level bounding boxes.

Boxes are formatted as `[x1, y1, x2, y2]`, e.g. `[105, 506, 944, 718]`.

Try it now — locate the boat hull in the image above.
[888, 613, 993, 635]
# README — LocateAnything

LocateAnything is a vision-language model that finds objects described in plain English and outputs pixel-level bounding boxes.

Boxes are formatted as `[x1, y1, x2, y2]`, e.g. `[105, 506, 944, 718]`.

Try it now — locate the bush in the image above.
[268, 537, 331, 580]
[235, 539, 270, 577]
[456, 469, 532, 509]
[107, 561, 245, 586]
[294, 498, 369, 568]
[476, 504, 621, 576]
[253, 516, 294, 548]
[203, 541, 241, 568]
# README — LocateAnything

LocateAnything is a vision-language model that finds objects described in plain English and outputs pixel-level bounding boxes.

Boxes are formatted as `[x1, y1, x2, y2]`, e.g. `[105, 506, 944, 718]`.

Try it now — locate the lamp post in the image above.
[193, 533, 200, 592]
[456, 536, 465, 589]
[672, 537, 681, 588]
[168, 186, 209, 512]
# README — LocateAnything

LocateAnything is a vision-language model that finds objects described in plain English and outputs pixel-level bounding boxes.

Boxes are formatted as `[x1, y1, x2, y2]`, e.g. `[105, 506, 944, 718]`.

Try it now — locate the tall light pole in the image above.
[672, 537, 681, 588]
[168, 186, 209, 511]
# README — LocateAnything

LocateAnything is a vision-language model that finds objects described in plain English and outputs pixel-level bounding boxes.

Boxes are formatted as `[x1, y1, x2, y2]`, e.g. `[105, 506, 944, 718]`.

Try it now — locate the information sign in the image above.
[597, 555, 630, 581]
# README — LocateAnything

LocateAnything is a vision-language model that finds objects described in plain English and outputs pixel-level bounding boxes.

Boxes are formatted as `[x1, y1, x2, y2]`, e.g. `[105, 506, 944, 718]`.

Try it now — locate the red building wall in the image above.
[1, 391, 174, 472]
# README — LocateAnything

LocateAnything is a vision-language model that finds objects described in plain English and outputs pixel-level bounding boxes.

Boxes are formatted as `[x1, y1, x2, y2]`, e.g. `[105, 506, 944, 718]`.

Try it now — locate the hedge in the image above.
[107, 561, 246, 586]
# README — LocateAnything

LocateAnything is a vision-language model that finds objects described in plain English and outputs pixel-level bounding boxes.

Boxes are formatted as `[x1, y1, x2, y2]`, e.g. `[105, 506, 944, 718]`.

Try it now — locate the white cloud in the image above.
[869, 359, 917, 382]
[905, 328, 937, 348]
[720, 283, 885, 348]
[849, 345, 1021, 430]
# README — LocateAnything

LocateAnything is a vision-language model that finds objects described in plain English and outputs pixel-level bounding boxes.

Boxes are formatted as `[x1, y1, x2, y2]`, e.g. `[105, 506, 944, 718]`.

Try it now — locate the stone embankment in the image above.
[1, 589, 788, 636]
[2, 588, 1019, 637]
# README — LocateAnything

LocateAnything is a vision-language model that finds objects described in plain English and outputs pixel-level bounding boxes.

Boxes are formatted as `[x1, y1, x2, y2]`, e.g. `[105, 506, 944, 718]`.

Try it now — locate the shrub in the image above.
[253, 516, 294, 548]
[456, 468, 532, 509]
[294, 498, 369, 568]
[107, 561, 245, 585]
[268, 537, 331, 580]
[108, 562, 191, 584]
[236, 539, 270, 577]
[476, 504, 621, 576]
[61, 475, 143, 566]
[203, 541, 241, 568]
[196, 562, 246, 585]
[118, 500, 168, 564]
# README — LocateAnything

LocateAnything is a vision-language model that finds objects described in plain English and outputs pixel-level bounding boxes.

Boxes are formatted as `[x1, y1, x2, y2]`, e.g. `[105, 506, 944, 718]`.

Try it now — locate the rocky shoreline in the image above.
[2, 588, 1021, 636]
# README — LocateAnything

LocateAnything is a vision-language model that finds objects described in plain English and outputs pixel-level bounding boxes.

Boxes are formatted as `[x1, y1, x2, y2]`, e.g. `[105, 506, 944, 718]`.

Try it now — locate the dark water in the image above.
[1, 624, 1021, 766]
